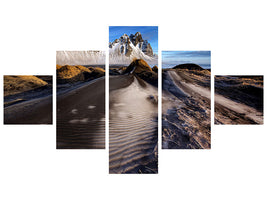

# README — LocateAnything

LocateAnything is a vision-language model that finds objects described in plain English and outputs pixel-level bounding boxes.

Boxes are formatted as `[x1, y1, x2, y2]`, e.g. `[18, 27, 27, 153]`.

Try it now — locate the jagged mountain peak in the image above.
[109, 32, 156, 65]
[129, 32, 144, 46]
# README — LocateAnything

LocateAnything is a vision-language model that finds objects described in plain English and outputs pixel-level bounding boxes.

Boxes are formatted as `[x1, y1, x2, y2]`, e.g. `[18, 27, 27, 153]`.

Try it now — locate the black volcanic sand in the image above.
[4, 76, 53, 124]
[215, 104, 259, 124]
[109, 75, 134, 91]
[109, 59, 158, 87]
[135, 71, 158, 87]
[109, 75, 158, 174]
[109, 65, 127, 75]
[110, 67, 158, 87]
[4, 95, 52, 124]
[215, 76, 263, 112]
[214, 75, 263, 124]
[162, 69, 211, 149]
[57, 77, 105, 149]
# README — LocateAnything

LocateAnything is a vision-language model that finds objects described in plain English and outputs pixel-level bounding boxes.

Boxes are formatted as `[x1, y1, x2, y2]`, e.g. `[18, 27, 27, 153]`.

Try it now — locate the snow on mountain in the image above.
[109, 32, 157, 65]
[56, 51, 105, 65]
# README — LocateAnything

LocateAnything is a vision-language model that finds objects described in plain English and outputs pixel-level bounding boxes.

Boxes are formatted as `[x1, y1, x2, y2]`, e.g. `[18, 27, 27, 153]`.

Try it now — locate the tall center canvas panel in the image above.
[109, 26, 158, 174]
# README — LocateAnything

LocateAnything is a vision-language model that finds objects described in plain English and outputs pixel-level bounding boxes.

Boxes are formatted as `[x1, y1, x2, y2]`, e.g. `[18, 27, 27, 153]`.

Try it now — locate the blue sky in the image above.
[162, 51, 211, 69]
[109, 26, 158, 54]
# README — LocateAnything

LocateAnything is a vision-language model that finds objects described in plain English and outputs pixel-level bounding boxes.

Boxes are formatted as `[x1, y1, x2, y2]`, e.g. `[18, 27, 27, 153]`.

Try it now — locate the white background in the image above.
[0, 0, 266, 199]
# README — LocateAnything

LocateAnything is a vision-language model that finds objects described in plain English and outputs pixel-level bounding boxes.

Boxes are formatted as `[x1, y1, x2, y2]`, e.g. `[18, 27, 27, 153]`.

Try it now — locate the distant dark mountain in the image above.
[173, 63, 204, 71]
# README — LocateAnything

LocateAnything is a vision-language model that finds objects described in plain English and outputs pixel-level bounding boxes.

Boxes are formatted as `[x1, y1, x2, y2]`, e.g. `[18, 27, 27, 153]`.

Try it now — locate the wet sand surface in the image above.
[4, 95, 52, 124]
[109, 75, 158, 174]
[57, 77, 105, 149]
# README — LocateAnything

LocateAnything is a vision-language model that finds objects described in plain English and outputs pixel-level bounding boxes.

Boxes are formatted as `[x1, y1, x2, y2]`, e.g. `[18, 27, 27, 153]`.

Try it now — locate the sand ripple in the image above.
[57, 117, 105, 149]
[57, 78, 105, 149]
[109, 77, 158, 174]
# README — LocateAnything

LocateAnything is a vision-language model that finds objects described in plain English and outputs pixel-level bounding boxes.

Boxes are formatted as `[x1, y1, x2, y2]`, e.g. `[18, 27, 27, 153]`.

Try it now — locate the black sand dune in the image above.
[4, 95, 52, 124]
[4, 75, 53, 124]
[162, 69, 211, 149]
[214, 76, 263, 125]
[109, 75, 158, 174]
[56, 77, 105, 149]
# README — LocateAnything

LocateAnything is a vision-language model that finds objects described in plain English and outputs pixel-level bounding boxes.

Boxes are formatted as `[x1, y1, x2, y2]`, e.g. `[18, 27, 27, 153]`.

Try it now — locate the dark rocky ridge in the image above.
[152, 66, 158, 73]
[56, 65, 105, 84]
[124, 59, 158, 87]
[124, 59, 152, 74]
